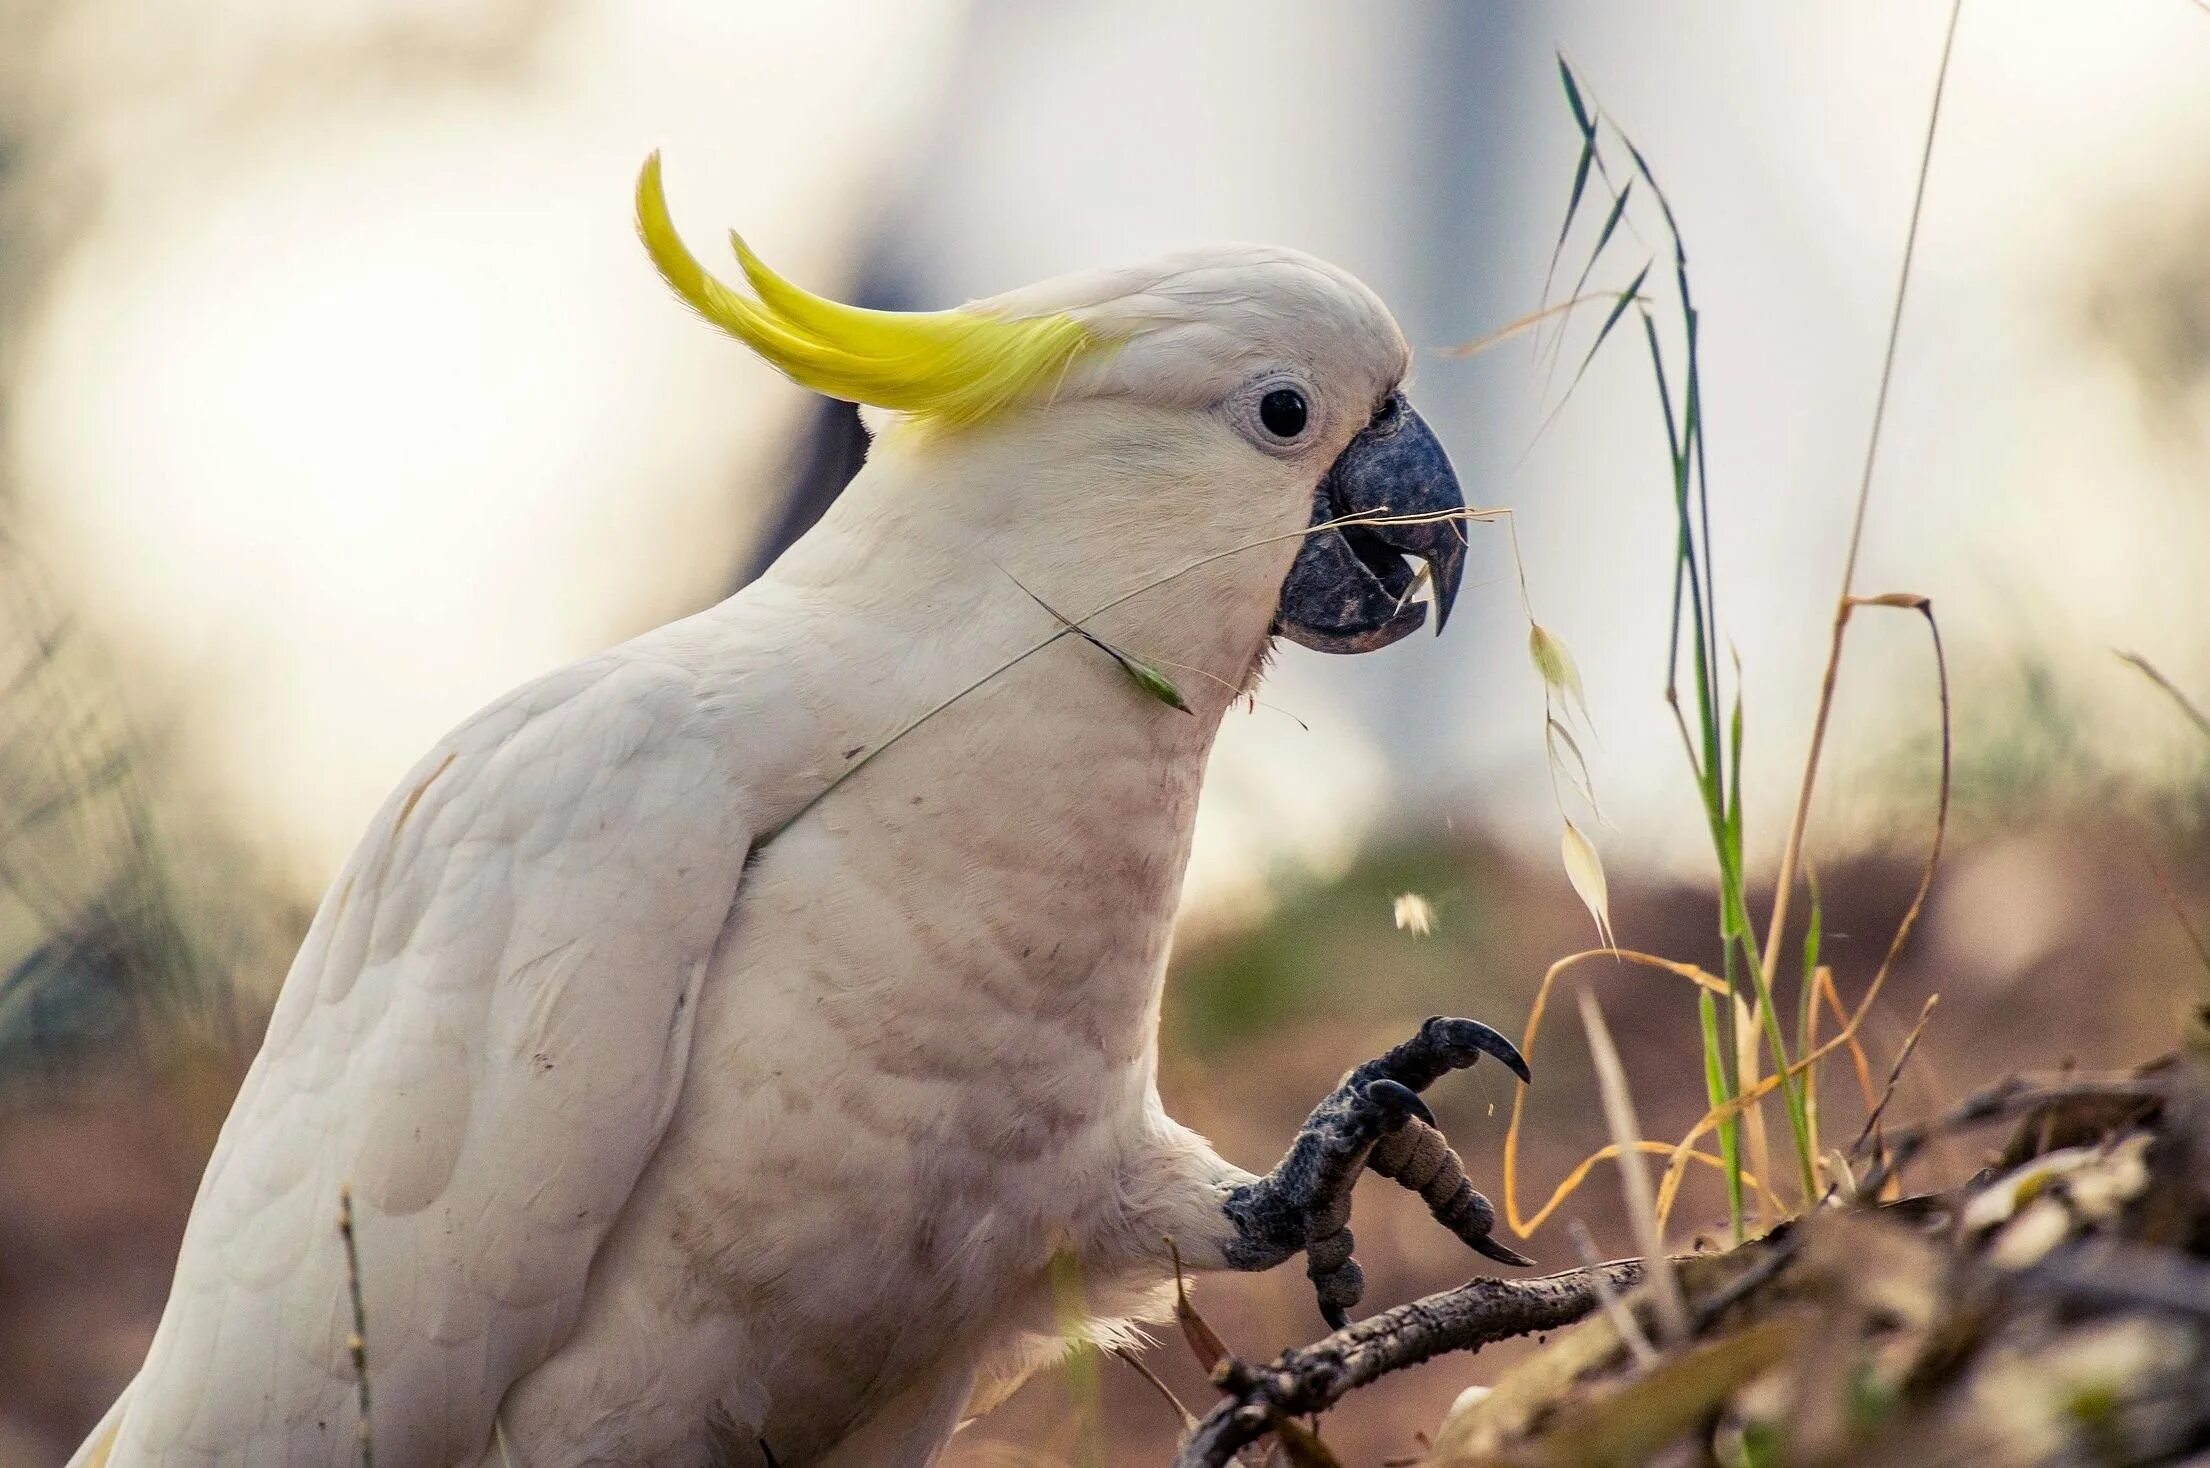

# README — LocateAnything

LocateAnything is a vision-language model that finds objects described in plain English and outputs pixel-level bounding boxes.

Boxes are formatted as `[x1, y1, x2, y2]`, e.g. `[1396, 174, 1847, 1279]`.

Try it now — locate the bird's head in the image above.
[639, 155, 1465, 664]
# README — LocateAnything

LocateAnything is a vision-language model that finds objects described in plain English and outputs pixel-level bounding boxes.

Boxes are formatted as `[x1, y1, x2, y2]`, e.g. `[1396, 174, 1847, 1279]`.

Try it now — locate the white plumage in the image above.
[79, 238, 1426, 1467]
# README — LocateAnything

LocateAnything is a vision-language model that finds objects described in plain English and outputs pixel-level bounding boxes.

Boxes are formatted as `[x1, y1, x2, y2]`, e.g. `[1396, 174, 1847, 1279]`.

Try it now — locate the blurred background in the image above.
[3, 1, 2210, 1462]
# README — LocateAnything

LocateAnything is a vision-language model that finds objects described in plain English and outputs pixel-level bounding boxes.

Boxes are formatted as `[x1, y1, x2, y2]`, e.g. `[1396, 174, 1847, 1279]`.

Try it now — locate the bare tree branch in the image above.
[1174, 1262, 1645, 1468]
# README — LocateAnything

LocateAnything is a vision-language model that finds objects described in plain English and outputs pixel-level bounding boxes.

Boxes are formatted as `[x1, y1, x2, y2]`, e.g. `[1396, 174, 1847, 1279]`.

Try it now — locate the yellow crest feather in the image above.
[637, 153, 1095, 426]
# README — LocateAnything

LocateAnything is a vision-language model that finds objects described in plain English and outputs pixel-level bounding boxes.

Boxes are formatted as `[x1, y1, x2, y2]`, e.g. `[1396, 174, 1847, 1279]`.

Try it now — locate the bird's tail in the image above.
[64, 1383, 132, 1468]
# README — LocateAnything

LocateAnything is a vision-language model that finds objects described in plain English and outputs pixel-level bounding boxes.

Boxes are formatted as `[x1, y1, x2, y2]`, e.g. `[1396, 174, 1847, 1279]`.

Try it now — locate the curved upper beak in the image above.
[1273, 393, 1467, 654]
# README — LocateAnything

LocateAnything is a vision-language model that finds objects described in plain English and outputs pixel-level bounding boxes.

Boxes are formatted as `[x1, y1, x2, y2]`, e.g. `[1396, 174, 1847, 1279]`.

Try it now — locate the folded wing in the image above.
[107, 652, 754, 1466]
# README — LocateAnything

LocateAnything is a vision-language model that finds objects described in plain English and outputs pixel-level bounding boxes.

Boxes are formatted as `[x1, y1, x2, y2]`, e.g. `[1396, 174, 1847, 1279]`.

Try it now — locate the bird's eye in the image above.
[1259, 388, 1309, 439]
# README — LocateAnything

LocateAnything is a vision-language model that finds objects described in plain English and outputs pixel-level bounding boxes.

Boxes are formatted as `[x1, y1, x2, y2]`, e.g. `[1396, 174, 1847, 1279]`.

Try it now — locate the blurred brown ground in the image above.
[3, 816, 2201, 1468]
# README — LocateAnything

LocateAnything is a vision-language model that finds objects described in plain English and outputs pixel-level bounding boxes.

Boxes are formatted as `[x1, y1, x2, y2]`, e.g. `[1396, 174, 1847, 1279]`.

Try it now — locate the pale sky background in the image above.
[4, 0, 2208, 935]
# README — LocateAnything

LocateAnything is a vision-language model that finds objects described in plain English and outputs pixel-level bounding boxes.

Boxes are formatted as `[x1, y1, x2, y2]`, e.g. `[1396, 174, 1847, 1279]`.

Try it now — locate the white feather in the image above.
[88, 243, 1416, 1467]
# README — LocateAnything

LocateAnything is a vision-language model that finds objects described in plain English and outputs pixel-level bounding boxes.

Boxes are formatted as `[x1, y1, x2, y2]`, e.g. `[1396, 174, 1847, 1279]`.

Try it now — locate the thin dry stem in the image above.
[1503, 948, 1784, 1236]
[338, 1183, 372, 1468]
[1850, 994, 1941, 1165]
[1577, 990, 1690, 1343]
[1757, 0, 1962, 1051]
[1652, 602, 1948, 1225]
[2118, 649, 2210, 742]
[1508, 595, 1946, 1237]
[1852, 1074, 2163, 1200]
[1568, 1219, 1657, 1367]
[1111, 1345, 1197, 1431]
[2137, 840, 2210, 982]
[1440, 291, 1641, 359]
[758, 503, 1507, 844]
[1815, 967, 1881, 1115]
[1733, 991, 1774, 1225]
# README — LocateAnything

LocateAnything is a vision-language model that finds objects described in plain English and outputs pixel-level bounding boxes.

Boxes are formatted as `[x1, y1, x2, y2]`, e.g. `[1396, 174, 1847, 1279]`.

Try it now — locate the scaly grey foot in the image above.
[1220, 1016, 1533, 1329]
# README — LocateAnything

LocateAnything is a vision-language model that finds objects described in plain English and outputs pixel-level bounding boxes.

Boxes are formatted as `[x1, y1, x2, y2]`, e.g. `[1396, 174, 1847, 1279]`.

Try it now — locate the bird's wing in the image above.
[110, 651, 755, 1466]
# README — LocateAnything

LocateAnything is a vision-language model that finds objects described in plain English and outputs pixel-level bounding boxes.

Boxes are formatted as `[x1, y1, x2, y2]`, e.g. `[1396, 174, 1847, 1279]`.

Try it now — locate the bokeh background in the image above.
[3, 1, 2210, 1463]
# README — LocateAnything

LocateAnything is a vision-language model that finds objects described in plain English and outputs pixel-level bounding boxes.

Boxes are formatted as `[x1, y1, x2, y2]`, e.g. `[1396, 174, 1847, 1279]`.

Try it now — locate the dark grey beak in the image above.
[1273, 393, 1467, 654]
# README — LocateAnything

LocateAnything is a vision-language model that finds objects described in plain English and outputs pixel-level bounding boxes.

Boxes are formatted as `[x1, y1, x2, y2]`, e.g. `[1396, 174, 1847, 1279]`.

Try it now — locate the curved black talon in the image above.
[1307, 1230, 1362, 1332]
[1440, 1016, 1533, 1084]
[1473, 1233, 1537, 1268]
[1350, 1015, 1532, 1093]
[1363, 1078, 1434, 1129]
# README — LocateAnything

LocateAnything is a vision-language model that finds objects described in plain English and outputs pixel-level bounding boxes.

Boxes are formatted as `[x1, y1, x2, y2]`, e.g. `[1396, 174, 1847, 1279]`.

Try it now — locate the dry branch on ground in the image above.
[1175, 1048, 2210, 1468]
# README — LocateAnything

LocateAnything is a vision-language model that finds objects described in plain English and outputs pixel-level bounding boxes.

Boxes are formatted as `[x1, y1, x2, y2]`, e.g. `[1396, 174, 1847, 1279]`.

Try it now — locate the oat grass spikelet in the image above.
[637, 153, 1097, 426]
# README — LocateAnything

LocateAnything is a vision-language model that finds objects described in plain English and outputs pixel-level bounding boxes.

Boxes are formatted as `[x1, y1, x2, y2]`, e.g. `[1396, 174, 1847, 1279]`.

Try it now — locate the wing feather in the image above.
[110, 651, 755, 1465]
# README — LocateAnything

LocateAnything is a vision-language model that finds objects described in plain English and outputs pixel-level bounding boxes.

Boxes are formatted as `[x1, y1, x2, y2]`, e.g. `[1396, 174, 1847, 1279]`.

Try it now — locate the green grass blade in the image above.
[1685, 305, 1720, 672]
[1558, 53, 1595, 139]
[1544, 64, 1834, 1219]
[1549, 260, 1651, 412]
[1541, 141, 1595, 308]
[1540, 57, 1600, 310]
[1622, 135, 1686, 268]
[1726, 664, 1745, 863]
[1563, 180, 1635, 316]
[1699, 987, 1744, 1238]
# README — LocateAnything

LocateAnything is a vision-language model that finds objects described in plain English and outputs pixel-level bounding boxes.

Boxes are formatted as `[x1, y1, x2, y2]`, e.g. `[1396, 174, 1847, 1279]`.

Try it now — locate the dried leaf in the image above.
[1487, 1317, 1807, 1468]
[1109, 1345, 1197, 1431]
[1987, 1196, 2073, 1269]
[1394, 893, 1437, 937]
[1167, 1239, 1229, 1374]
[1560, 820, 1614, 950]
[1963, 1133, 2153, 1236]
[1822, 1149, 1858, 1199]
[1272, 1413, 1345, 1468]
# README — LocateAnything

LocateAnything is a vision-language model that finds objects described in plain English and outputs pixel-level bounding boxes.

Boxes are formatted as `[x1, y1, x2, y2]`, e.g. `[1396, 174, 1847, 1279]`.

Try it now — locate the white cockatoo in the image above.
[74, 156, 1531, 1468]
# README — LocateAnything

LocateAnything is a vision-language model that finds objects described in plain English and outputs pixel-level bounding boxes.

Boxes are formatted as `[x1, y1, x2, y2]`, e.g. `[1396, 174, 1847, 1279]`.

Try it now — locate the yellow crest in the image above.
[637, 154, 1095, 427]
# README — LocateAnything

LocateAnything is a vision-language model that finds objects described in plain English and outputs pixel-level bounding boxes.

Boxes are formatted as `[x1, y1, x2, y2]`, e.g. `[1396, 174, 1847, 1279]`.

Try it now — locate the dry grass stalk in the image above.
[1502, 948, 1783, 1237]
[1850, 993, 1942, 1173]
[2117, 649, 2210, 742]
[1568, 1220, 1657, 1369]
[1576, 990, 1689, 1345]
[1439, 291, 1644, 359]
[1755, 0, 1963, 1047]
[337, 1183, 372, 1468]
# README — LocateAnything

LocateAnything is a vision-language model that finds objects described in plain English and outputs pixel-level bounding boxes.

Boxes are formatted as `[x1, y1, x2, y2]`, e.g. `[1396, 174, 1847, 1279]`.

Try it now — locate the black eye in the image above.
[1259, 387, 1308, 438]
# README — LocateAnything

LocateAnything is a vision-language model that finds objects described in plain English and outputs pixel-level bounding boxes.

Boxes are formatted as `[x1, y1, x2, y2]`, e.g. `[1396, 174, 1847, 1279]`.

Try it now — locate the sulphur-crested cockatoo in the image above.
[74, 155, 1530, 1468]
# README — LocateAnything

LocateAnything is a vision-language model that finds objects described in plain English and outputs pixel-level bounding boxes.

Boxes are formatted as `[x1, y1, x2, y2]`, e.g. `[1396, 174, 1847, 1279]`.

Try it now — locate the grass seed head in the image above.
[1393, 892, 1437, 936]
[1560, 819, 1615, 951]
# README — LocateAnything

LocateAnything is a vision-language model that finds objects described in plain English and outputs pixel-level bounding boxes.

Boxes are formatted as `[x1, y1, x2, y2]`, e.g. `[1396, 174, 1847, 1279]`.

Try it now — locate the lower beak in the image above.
[1273, 394, 1467, 654]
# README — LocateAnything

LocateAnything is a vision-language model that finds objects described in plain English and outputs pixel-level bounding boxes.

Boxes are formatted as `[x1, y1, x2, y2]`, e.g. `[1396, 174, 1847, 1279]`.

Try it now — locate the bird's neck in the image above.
[690, 409, 1309, 1059]
[764, 404, 1310, 719]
